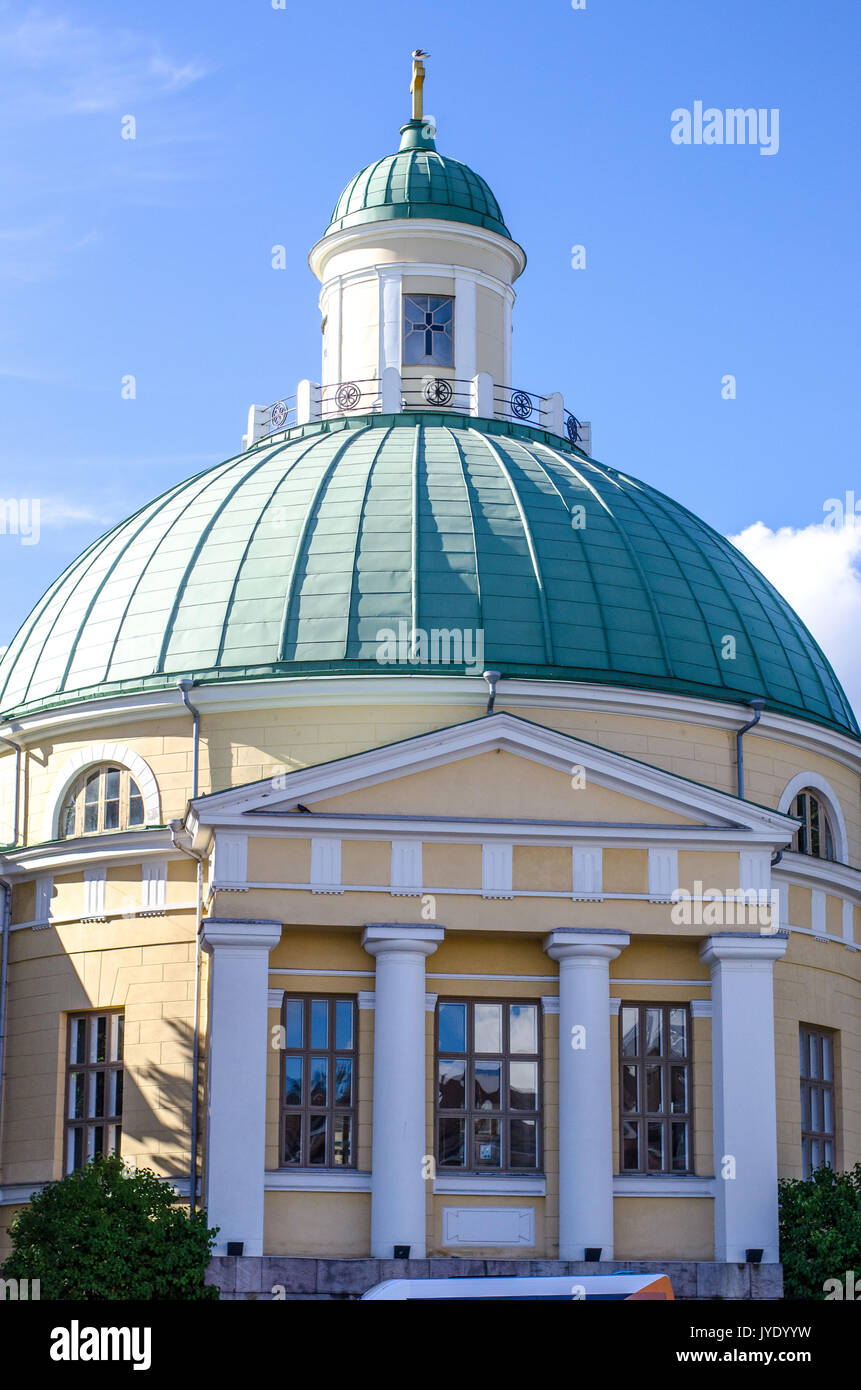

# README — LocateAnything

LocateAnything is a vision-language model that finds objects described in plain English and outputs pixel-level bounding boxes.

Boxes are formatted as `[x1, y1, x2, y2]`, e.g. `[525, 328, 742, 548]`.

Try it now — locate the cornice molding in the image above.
[187, 712, 796, 850]
[773, 851, 861, 905]
[3, 676, 858, 776]
[308, 218, 527, 281]
[0, 827, 176, 879]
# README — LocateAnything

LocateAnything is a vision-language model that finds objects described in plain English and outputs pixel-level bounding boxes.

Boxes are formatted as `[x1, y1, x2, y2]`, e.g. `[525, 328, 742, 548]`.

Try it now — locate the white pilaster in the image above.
[201, 917, 282, 1256]
[648, 847, 678, 902]
[544, 928, 629, 1260]
[83, 866, 106, 919]
[244, 405, 268, 450]
[544, 391, 564, 437]
[700, 932, 788, 1263]
[502, 294, 513, 392]
[322, 280, 342, 387]
[296, 379, 321, 425]
[379, 270, 403, 377]
[572, 847, 603, 900]
[141, 859, 167, 912]
[362, 922, 444, 1257]
[454, 273, 477, 385]
[470, 372, 494, 418]
[381, 365, 402, 414]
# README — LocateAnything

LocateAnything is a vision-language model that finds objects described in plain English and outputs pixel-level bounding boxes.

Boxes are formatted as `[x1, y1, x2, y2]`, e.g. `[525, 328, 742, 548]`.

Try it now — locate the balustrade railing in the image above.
[319, 378, 382, 419]
[246, 372, 589, 452]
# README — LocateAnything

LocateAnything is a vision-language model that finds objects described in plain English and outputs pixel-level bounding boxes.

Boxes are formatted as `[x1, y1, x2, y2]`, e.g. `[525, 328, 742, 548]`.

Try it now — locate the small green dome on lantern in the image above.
[324, 120, 513, 240]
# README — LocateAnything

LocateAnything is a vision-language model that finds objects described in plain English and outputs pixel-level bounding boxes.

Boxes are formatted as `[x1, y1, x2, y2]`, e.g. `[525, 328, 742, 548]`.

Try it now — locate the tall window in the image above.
[403, 293, 454, 366]
[791, 791, 836, 860]
[619, 1003, 691, 1173]
[435, 999, 541, 1171]
[280, 996, 357, 1168]
[800, 1025, 835, 1177]
[60, 765, 145, 838]
[66, 1011, 124, 1173]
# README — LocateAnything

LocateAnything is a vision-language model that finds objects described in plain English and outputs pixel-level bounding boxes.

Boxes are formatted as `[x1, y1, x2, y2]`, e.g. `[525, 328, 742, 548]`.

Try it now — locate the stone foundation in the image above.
[206, 1256, 783, 1300]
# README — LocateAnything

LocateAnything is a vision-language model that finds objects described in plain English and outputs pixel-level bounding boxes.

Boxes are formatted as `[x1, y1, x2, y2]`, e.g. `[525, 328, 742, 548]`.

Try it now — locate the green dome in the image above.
[324, 120, 512, 240]
[0, 413, 855, 736]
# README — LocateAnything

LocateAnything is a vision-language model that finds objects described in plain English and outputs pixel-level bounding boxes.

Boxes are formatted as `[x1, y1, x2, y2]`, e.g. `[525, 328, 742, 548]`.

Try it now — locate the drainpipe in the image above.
[0, 872, 13, 1179]
[170, 819, 204, 1211]
[0, 735, 21, 847]
[177, 680, 200, 799]
[736, 697, 766, 800]
[483, 669, 501, 715]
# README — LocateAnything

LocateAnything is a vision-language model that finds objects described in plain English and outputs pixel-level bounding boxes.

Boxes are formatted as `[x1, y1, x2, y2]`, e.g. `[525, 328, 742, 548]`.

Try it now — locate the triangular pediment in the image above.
[307, 750, 700, 824]
[188, 713, 796, 843]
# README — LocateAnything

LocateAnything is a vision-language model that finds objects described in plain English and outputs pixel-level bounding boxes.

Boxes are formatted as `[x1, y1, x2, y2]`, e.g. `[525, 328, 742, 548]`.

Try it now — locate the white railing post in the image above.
[296, 380, 321, 425]
[544, 392, 564, 437]
[381, 366, 402, 414]
[470, 372, 494, 419]
[243, 405, 268, 450]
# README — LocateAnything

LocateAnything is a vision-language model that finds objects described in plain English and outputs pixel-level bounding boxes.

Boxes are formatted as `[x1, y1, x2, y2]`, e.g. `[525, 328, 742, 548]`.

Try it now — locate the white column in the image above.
[362, 922, 444, 1257]
[502, 291, 513, 392]
[700, 932, 788, 1263]
[379, 271, 403, 379]
[200, 917, 281, 1256]
[544, 928, 629, 1260]
[321, 280, 341, 387]
[454, 272, 477, 392]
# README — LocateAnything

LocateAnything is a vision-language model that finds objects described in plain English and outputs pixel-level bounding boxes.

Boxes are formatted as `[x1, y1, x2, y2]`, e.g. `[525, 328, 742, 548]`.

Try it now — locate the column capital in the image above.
[200, 917, 282, 953]
[544, 928, 629, 964]
[700, 932, 788, 968]
[362, 923, 444, 958]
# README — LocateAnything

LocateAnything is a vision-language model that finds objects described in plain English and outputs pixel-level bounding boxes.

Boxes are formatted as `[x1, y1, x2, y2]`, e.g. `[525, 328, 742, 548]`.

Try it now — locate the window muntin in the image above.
[280, 996, 357, 1168]
[66, 1011, 124, 1173]
[800, 1025, 835, 1177]
[403, 293, 454, 367]
[60, 765, 146, 839]
[619, 1003, 691, 1174]
[791, 791, 836, 860]
[435, 999, 541, 1172]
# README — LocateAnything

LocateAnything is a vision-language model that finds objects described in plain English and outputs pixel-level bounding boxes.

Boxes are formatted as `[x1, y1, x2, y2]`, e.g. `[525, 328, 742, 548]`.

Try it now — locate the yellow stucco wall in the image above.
[263, 1192, 370, 1257]
[1, 891, 202, 1186]
[10, 698, 861, 863]
[2, 690, 860, 1263]
[615, 1198, 714, 1260]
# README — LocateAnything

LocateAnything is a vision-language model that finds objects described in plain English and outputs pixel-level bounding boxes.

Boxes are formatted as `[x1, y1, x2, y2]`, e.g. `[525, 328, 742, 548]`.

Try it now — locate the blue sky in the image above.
[1, 0, 859, 704]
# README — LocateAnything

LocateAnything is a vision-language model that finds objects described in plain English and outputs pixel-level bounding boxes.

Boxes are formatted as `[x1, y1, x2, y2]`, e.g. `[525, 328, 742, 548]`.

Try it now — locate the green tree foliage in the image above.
[2, 1155, 219, 1300]
[779, 1164, 861, 1299]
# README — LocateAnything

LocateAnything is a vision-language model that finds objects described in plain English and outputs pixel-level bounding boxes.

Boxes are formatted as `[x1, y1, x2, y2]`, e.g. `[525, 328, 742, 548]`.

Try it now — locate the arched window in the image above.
[791, 790, 836, 861]
[60, 766, 146, 839]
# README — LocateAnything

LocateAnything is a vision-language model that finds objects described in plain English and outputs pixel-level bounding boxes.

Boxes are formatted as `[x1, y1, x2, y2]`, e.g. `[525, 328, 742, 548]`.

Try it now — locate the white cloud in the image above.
[0, 9, 210, 119]
[729, 518, 861, 720]
[37, 497, 117, 529]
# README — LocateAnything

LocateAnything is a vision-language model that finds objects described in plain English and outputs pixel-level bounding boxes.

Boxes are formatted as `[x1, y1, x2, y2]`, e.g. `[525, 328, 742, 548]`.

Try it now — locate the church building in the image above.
[0, 57, 858, 1299]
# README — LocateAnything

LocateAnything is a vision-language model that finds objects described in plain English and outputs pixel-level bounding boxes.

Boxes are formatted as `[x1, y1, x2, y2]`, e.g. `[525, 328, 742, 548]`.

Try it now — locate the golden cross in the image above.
[410, 50, 428, 121]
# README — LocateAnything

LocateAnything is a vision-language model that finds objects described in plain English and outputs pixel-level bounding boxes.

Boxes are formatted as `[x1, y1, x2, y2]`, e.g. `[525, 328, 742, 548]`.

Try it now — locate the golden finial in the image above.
[411, 49, 429, 121]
